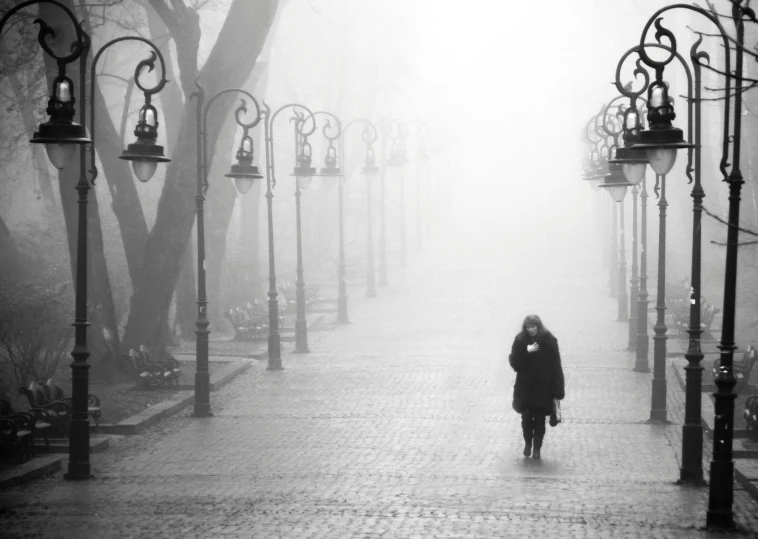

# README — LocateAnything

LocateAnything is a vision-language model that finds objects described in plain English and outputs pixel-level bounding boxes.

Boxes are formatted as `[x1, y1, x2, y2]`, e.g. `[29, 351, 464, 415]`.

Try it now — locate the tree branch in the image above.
[703, 204, 758, 237]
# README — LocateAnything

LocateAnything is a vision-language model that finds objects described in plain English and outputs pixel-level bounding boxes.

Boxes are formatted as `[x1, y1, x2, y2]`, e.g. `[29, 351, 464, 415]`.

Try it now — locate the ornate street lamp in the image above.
[591, 106, 619, 298]
[291, 116, 316, 353]
[10, 1, 170, 479]
[313, 113, 347, 322]
[409, 120, 430, 251]
[342, 119, 380, 301]
[598, 99, 630, 319]
[610, 64, 651, 356]
[263, 103, 316, 360]
[362, 123, 380, 298]
[626, 42, 694, 432]
[374, 118, 394, 286]
[636, 7, 747, 517]
[387, 120, 409, 267]
[192, 82, 262, 414]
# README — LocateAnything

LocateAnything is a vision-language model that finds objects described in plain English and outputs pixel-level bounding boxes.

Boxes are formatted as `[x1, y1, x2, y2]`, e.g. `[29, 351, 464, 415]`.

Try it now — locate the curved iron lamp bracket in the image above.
[638, 4, 731, 180]
[192, 79, 262, 194]
[264, 103, 315, 190]
[9, 1, 88, 66]
[310, 111, 343, 173]
[89, 36, 170, 184]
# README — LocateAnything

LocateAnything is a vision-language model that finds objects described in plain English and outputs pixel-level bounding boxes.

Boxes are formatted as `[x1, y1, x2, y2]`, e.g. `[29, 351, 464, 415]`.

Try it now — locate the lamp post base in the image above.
[267, 334, 282, 370]
[295, 319, 309, 353]
[65, 417, 93, 480]
[193, 406, 213, 418]
[193, 371, 212, 417]
[706, 459, 735, 529]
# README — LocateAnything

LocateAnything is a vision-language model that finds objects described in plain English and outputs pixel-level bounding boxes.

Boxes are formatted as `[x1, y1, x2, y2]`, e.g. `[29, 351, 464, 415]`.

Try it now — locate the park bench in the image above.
[224, 302, 269, 341]
[712, 345, 758, 395]
[0, 398, 13, 417]
[670, 295, 720, 341]
[745, 395, 758, 441]
[19, 379, 101, 432]
[0, 416, 34, 461]
[137, 346, 181, 387]
[19, 383, 71, 437]
[2, 396, 54, 450]
[122, 347, 177, 389]
[45, 378, 102, 427]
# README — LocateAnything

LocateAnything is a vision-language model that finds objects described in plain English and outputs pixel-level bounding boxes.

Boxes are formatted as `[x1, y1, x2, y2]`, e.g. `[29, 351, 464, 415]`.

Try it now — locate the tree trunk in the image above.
[142, 0, 191, 345]
[0, 40, 58, 214]
[204, 119, 238, 332]
[175, 239, 196, 339]
[123, 0, 280, 352]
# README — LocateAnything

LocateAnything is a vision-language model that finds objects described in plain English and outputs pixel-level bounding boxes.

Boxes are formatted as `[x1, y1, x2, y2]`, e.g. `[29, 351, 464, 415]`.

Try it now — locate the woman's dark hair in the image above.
[520, 314, 548, 337]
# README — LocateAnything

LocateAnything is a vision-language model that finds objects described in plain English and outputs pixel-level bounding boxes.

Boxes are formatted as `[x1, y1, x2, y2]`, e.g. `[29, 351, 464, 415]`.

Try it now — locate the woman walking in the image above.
[509, 314, 565, 459]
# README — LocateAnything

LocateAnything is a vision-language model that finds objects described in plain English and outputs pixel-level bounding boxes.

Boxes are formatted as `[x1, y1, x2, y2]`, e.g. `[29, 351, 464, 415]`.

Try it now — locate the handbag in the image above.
[549, 398, 562, 427]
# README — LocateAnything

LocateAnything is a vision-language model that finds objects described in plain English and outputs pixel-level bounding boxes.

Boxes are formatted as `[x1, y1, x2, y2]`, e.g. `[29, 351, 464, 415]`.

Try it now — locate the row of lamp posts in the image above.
[583, 2, 749, 529]
[1, 1, 437, 481]
[1, 1, 172, 480]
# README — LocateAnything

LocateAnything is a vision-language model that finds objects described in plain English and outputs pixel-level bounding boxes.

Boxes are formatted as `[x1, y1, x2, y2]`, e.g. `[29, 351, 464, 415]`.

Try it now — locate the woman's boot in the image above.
[523, 436, 532, 457]
[532, 436, 543, 460]
[521, 413, 533, 457]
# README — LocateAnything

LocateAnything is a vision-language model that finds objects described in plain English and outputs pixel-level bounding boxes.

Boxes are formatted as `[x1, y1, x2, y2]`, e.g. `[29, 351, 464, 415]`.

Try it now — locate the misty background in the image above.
[2, 0, 758, 386]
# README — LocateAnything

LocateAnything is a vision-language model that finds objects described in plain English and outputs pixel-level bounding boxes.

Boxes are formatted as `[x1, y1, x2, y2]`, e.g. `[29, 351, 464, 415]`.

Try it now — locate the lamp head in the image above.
[632, 79, 694, 175]
[319, 145, 342, 180]
[30, 74, 91, 170]
[119, 101, 170, 182]
[386, 146, 408, 167]
[292, 139, 316, 189]
[599, 163, 633, 202]
[362, 147, 380, 177]
[609, 146, 648, 185]
[225, 134, 263, 194]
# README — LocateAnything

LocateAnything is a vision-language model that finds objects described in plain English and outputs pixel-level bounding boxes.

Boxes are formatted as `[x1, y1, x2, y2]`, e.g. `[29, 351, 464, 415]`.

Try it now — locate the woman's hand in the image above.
[527, 343, 539, 353]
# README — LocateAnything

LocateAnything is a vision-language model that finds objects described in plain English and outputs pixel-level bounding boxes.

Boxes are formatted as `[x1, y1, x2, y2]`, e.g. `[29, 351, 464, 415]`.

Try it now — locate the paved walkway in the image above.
[1, 218, 757, 538]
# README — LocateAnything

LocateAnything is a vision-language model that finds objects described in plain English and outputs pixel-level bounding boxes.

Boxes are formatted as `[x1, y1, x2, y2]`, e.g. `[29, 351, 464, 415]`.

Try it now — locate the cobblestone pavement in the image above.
[2, 219, 757, 538]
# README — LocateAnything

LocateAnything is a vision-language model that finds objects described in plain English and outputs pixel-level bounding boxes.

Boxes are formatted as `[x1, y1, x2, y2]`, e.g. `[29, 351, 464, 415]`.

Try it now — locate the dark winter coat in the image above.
[509, 331, 565, 415]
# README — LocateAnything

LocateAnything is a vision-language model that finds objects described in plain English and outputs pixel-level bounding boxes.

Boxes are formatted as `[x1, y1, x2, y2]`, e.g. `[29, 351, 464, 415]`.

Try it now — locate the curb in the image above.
[94, 358, 251, 436]
[667, 342, 758, 502]
[0, 456, 62, 490]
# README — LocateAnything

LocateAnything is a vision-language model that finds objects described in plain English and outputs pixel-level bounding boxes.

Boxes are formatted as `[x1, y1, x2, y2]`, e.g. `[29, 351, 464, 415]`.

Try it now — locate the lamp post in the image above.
[361, 123, 380, 296]
[263, 103, 316, 357]
[387, 120, 409, 267]
[191, 82, 262, 414]
[636, 6, 747, 520]
[598, 99, 630, 321]
[592, 107, 619, 298]
[314, 113, 348, 322]
[630, 38, 694, 427]
[375, 119, 394, 287]
[609, 65, 653, 351]
[409, 120, 430, 251]
[10, 1, 170, 479]
[581, 118, 608, 266]
[342, 119, 380, 299]
[291, 112, 316, 353]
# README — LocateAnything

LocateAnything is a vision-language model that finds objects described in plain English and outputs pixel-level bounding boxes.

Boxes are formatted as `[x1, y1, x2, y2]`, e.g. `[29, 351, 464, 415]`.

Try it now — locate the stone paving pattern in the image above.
[1, 221, 757, 538]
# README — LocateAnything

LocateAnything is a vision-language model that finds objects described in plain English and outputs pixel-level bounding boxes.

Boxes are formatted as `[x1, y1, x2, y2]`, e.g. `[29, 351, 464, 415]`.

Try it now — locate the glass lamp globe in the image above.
[609, 185, 628, 202]
[646, 148, 677, 176]
[233, 177, 255, 194]
[621, 162, 646, 185]
[132, 160, 159, 183]
[297, 175, 313, 190]
[45, 143, 77, 170]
